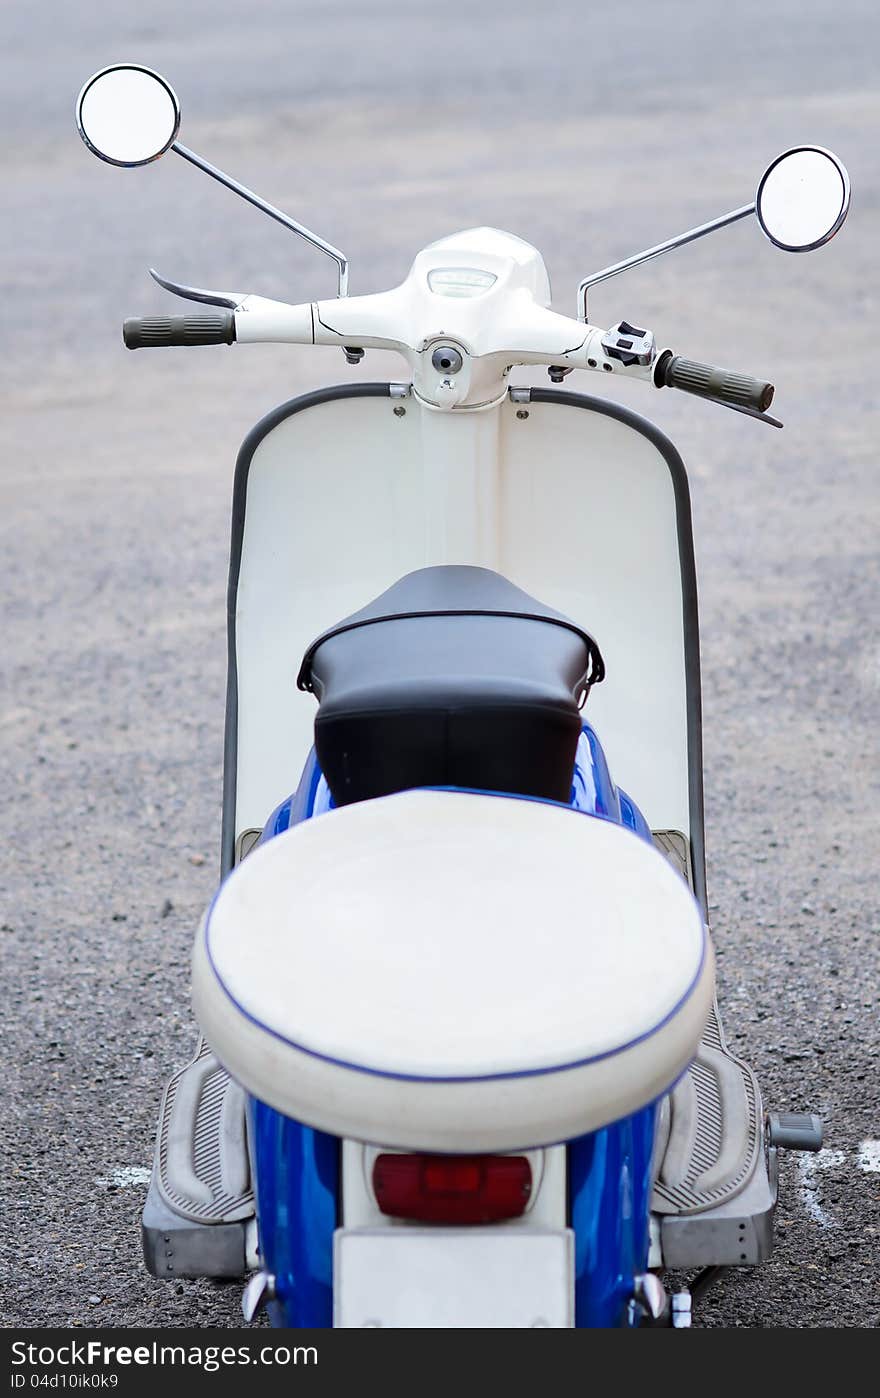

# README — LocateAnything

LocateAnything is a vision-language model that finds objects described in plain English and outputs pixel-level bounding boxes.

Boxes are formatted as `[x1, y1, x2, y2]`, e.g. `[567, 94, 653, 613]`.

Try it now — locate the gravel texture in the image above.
[1, 0, 878, 1329]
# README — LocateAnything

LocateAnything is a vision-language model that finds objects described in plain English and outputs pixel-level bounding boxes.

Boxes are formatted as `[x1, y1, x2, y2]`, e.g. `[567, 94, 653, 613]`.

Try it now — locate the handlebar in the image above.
[122, 312, 236, 350]
[119, 289, 778, 422]
[657, 352, 774, 414]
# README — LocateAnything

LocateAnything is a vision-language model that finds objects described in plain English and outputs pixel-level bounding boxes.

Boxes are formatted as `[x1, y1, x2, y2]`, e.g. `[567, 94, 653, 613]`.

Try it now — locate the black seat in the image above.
[297, 566, 605, 807]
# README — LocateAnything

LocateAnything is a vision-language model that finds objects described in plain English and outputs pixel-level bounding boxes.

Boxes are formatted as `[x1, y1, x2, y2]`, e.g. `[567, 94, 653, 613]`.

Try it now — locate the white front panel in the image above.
[334, 1228, 574, 1328]
[497, 398, 690, 832]
[234, 392, 691, 838]
[234, 395, 426, 833]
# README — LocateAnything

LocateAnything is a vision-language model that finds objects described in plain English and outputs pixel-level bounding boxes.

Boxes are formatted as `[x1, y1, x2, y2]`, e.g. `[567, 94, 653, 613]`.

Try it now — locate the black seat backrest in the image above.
[298, 566, 605, 807]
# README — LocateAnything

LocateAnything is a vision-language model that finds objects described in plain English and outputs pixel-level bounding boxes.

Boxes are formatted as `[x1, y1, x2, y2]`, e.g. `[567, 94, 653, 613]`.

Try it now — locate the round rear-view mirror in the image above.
[756, 146, 850, 252]
[76, 64, 180, 167]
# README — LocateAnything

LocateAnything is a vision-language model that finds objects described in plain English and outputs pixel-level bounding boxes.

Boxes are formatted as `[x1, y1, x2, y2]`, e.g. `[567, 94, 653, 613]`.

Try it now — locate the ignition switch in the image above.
[431, 345, 464, 374]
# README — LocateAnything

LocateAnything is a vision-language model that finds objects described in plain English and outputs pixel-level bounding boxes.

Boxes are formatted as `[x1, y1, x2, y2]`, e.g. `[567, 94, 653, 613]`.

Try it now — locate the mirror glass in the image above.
[756, 147, 849, 252]
[76, 65, 180, 166]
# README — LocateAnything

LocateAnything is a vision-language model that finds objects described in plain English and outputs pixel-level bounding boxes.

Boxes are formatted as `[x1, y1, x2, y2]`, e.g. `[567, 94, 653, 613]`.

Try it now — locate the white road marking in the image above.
[857, 1140, 880, 1174]
[96, 1166, 152, 1188]
[797, 1147, 845, 1229]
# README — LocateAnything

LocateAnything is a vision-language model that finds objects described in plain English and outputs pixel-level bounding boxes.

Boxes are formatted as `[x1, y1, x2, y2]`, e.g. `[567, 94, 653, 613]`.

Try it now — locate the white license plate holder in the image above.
[334, 1226, 574, 1328]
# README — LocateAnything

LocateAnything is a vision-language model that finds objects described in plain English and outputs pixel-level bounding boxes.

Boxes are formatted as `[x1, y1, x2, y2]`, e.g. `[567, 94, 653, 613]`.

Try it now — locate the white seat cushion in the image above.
[193, 789, 713, 1150]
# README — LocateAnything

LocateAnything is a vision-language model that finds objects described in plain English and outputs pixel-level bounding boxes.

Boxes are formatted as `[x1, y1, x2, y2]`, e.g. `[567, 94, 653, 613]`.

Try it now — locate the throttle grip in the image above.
[123, 312, 236, 350]
[658, 353, 774, 414]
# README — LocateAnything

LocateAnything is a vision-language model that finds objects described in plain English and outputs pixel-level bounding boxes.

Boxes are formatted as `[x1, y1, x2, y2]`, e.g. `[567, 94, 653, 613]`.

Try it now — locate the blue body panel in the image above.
[249, 1099, 338, 1327]
[569, 1103, 658, 1327]
[252, 721, 657, 1328]
[571, 725, 622, 822]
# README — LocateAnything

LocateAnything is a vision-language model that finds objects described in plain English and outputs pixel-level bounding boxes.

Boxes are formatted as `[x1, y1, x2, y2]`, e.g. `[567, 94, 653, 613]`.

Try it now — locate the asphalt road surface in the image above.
[2, 0, 878, 1329]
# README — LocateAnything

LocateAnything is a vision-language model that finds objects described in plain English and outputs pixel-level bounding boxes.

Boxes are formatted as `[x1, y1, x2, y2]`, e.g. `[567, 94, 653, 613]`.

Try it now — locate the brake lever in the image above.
[710, 397, 783, 429]
[148, 267, 247, 310]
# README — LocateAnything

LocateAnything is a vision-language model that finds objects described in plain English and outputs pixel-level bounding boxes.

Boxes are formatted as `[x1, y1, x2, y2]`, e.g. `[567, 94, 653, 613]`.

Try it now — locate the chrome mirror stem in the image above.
[171, 141, 350, 298]
[577, 202, 755, 322]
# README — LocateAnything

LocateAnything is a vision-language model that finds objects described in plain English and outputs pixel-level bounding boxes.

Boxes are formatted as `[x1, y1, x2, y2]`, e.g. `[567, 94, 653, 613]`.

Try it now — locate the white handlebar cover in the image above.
[229, 228, 659, 406]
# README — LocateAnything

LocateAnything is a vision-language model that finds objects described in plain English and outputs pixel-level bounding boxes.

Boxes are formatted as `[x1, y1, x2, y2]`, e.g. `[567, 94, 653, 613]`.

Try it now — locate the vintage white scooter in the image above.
[76, 64, 849, 1328]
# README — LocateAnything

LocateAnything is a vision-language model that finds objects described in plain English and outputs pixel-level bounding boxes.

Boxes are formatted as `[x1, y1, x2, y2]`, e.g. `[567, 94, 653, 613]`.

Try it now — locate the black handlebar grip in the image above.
[659, 354, 774, 413]
[122, 312, 236, 350]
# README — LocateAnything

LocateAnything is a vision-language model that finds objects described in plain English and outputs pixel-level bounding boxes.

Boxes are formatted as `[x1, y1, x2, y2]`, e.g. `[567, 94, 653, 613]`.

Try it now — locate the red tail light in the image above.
[372, 1153, 532, 1224]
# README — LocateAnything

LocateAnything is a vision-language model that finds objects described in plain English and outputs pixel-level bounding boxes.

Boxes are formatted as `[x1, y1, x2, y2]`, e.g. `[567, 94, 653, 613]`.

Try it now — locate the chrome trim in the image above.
[241, 1270, 276, 1322]
[633, 1272, 667, 1321]
[755, 145, 851, 253]
[171, 142, 350, 298]
[75, 64, 181, 169]
[577, 203, 755, 321]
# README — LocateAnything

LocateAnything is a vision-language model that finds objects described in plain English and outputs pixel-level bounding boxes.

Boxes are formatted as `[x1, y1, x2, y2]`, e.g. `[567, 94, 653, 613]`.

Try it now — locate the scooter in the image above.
[76, 63, 850, 1328]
